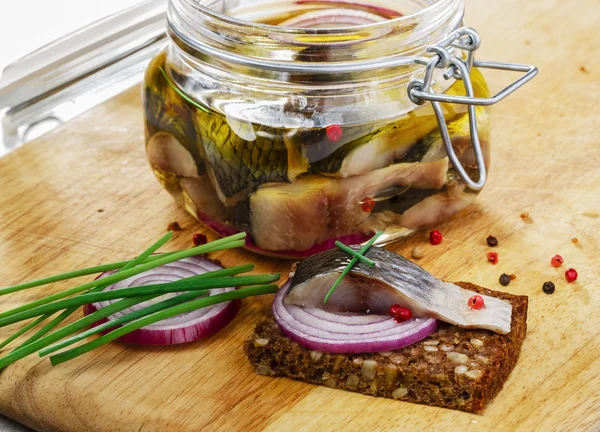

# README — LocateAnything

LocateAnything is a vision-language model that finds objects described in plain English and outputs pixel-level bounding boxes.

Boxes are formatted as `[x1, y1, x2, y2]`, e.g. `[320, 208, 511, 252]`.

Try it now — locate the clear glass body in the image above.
[143, 0, 491, 258]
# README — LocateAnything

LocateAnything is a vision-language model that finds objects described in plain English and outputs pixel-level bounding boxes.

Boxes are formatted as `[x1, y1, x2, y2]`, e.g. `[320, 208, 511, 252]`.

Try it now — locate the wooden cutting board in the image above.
[0, 0, 598, 430]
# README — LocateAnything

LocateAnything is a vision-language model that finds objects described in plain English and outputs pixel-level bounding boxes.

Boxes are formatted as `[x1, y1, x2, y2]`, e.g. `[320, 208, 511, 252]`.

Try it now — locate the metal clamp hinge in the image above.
[407, 27, 538, 191]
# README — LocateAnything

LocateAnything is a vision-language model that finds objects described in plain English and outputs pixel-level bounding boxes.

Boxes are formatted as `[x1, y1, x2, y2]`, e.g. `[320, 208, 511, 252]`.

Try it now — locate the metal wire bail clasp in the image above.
[407, 27, 538, 191]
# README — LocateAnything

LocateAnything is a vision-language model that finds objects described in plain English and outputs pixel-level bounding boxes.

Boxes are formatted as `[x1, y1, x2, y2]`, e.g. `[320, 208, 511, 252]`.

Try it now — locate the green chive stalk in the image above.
[324, 231, 383, 303]
[334, 242, 376, 266]
[14, 310, 73, 352]
[0, 252, 178, 297]
[0, 314, 51, 350]
[50, 284, 279, 365]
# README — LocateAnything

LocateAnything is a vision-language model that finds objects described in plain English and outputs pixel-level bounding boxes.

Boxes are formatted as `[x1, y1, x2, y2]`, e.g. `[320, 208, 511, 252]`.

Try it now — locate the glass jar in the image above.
[143, 0, 535, 258]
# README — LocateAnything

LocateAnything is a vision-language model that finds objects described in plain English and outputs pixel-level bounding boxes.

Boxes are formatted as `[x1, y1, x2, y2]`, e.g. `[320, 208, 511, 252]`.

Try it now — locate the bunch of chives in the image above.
[0, 232, 279, 368]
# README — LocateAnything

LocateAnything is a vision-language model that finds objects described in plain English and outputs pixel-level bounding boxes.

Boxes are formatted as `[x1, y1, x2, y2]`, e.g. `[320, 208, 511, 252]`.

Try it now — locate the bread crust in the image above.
[244, 282, 528, 413]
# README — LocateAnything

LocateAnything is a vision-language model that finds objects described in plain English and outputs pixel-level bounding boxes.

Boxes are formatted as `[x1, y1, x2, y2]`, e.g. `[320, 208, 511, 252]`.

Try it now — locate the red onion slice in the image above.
[288, 305, 400, 333]
[283, 304, 423, 339]
[279, 8, 385, 28]
[85, 256, 240, 345]
[294, 0, 403, 19]
[273, 281, 438, 353]
[301, 307, 390, 325]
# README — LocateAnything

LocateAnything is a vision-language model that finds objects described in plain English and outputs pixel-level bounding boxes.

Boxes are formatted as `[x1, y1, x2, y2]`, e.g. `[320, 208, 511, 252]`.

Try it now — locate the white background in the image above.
[0, 0, 142, 73]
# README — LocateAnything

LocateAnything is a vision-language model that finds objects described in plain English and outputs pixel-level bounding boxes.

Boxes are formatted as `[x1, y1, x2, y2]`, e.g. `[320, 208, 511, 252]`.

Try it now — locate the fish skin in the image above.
[286, 246, 513, 334]
[194, 111, 290, 199]
[144, 53, 206, 171]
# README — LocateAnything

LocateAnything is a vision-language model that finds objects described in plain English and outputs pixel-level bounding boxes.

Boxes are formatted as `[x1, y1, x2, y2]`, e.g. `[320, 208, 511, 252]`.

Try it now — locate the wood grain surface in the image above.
[0, 0, 599, 431]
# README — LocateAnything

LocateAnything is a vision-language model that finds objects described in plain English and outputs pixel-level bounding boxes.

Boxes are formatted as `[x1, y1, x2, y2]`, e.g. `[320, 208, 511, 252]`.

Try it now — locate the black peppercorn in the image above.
[486, 235, 499, 247]
[542, 281, 555, 294]
[499, 273, 511, 286]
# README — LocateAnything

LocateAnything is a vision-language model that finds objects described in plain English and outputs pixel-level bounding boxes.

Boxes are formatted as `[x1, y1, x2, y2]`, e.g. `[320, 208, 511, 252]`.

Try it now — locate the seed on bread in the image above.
[323, 377, 337, 388]
[390, 354, 405, 364]
[466, 370, 483, 380]
[346, 375, 360, 390]
[447, 352, 469, 363]
[385, 365, 399, 388]
[254, 338, 269, 347]
[362, 360, 378, 381]
[470, 338, 484, 348]
[392, 387, 408, 399]
[310, 350, 323, 362]
[455, 365, 468, 375]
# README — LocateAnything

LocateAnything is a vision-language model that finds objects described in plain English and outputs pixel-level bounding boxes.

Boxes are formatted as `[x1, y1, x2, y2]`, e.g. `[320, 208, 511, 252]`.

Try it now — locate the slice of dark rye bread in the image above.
[244, 282, 528, 414]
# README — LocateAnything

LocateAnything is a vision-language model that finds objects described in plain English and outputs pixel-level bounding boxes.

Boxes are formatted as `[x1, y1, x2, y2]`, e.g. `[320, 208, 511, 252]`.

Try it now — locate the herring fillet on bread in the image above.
[245, 282, 527, 413]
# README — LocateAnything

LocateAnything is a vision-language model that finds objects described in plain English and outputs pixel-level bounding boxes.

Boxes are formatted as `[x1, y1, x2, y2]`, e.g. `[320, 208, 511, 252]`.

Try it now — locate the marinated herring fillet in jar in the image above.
[143, 0, 493, 257]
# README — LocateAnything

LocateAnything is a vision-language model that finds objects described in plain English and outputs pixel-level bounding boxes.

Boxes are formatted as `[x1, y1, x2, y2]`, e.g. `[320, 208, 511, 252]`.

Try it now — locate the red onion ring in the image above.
[301, 307, 389, 325]
[273, 281, 438, 353]
[279, 8, 385, 28]
[287, 305, 401, 333]
[84, 257, 240, 345]
[294, 0, 403, 19]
